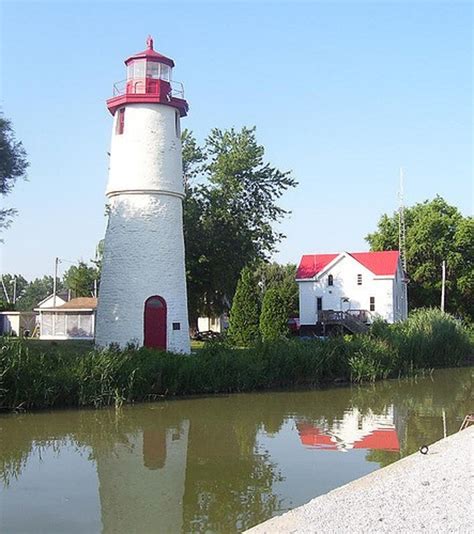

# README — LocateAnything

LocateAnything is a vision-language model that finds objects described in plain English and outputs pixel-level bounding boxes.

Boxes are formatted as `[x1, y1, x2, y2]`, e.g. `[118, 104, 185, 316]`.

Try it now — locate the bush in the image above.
[227, 267, 261, 346]
[259, 287, 289, 342]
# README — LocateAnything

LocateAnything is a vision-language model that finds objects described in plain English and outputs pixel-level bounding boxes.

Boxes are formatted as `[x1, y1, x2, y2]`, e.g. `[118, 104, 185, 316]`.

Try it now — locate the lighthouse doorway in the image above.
[144, 296, 167, 349]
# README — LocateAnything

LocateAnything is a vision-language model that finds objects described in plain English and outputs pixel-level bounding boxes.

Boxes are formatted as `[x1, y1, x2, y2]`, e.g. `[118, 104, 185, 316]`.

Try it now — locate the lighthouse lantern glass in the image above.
[146, 62, 171, 81]
[127, 59, 146, 80]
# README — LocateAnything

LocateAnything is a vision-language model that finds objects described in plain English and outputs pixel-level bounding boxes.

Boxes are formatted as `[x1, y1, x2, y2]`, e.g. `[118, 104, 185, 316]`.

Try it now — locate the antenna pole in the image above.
[398, 168, 407, 273]
[441, 260, 446, 312]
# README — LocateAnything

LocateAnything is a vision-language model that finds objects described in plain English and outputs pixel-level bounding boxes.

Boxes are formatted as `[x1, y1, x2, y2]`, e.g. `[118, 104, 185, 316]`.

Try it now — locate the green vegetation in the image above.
[367, 196, 474, 321]
[228, 266, 261, 346]
[182, 127, 297, 327]
[0, 111, 29, 231]
[259, 287, 289, 342]
[0, 309, 471, 412]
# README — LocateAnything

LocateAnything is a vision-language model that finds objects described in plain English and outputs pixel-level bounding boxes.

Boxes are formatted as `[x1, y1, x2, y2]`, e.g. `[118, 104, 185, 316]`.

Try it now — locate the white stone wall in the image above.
[298, 254, 399, 325]
[96, 102, 190, 353]
[107, 104, 183, 197]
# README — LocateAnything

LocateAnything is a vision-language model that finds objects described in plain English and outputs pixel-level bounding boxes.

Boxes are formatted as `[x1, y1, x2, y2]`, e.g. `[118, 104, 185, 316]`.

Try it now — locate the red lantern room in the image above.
[106, 36, 188, 117]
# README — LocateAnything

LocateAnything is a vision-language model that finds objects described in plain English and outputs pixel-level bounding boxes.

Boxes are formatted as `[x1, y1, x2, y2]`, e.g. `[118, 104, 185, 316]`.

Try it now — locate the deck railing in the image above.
[112, 79, 185, 99]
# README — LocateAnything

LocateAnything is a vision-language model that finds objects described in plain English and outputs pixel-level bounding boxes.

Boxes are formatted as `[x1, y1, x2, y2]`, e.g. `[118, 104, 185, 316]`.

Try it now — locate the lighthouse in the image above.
[95, 37, 190, 354]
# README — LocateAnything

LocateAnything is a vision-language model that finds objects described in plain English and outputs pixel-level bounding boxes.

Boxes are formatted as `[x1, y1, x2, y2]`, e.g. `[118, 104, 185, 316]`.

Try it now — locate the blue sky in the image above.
[1, 1, 472, 280]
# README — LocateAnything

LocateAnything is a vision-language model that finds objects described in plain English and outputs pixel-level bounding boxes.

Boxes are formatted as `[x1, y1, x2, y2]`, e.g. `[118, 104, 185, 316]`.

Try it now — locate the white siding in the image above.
[298, 254, 404, 325]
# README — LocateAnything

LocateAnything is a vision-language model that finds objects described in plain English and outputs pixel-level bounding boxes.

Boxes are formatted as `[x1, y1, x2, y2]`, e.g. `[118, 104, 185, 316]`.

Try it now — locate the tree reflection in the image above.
[0, 367, 472, 533]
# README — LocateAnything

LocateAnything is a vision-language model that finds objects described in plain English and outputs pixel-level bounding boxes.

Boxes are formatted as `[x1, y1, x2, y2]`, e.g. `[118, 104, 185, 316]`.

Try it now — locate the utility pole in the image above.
[12, 276, 17, 305]
[53, 257, 60, 307]
[1, 276, 11, 304]
[441, 260, 446, 312]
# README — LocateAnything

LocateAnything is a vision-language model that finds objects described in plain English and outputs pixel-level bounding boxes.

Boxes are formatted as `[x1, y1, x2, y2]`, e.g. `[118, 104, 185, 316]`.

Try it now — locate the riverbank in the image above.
[0, 309, 471, 411]
[247, 425, 473, 533]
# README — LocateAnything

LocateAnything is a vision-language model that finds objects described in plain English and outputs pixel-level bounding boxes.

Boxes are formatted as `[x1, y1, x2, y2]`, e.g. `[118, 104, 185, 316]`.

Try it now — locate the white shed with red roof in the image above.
[296, 251, 407, 329]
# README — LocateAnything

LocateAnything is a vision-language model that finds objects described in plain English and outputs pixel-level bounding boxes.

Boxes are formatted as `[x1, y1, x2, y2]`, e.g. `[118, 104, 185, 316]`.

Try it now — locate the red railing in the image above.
[112, 79, 185, 99]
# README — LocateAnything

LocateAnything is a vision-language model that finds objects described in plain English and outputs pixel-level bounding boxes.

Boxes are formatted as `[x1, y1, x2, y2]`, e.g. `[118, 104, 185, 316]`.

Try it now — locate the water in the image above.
[0, 367, 472, 533]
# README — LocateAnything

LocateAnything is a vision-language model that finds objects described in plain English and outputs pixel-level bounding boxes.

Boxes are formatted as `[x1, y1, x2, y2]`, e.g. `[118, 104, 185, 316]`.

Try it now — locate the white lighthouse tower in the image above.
[95, 37, 190, 354]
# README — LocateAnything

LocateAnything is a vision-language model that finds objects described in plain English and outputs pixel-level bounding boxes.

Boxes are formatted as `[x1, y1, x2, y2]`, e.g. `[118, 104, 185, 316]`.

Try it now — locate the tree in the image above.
[366, 196, 473, 320]
[15, 276, 65, 311]
[227, 266, 261, 346]
[63, 262, 98, 299]
[182, 128, 297, 326]
[0, 112, 29, 230]
[259, 286, 290, 342]
[254, 262, 299, 316]
[0, 274, 28, 310]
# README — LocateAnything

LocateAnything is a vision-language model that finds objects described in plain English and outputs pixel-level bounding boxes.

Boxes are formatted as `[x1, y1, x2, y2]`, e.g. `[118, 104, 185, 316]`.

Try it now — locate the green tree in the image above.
[259, 286, 290, 342]
[0, 274, 28, 310]
[254, 262, 298, 316]
[63, 262, 98, 299]
[0, 112, 29, 230]
[182, 128, 297, 326]
[228, 266, 261, 346]
[366, 196, 473, 320]
[15, 276, 65, 311]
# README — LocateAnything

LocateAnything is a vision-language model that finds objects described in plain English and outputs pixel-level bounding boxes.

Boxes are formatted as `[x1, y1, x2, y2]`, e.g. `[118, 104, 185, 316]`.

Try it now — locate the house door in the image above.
[144, 296, 167, 349]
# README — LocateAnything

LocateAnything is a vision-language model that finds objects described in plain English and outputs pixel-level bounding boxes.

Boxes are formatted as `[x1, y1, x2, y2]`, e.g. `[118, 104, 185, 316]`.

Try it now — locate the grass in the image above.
[0, 308, 471, 411]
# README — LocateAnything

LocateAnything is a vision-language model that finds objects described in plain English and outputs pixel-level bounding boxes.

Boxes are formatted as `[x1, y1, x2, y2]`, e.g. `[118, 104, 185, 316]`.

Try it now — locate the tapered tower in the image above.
[95, 37, 190, 353]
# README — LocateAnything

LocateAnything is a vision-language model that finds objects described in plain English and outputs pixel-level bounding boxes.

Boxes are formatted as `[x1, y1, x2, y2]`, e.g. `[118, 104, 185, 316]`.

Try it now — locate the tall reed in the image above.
[0, 308, 471, 411]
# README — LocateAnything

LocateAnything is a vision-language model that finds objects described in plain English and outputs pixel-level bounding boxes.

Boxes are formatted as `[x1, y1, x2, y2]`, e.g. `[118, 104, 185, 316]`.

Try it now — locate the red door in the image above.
[144, 296, 167, 349]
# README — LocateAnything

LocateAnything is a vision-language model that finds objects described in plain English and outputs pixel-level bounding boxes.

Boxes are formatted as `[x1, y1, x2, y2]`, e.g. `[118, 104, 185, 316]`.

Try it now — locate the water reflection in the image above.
[0, 367, 472, 533]
[297, 407, 400, 451]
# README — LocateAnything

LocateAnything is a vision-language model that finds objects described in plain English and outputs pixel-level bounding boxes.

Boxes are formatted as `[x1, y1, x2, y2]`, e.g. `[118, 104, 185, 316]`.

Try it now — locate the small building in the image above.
[197, 314, 229, 334]
[35, 297, 97, 340]
[296, 251, 407, 334]
[0, 311, 37, 337]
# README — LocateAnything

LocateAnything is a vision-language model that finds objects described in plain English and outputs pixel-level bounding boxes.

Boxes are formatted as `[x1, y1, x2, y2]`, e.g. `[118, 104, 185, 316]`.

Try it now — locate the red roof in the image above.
[296, 251, 400, 279]
[124, 36, 175, 67]
[296, 254, 338, 279]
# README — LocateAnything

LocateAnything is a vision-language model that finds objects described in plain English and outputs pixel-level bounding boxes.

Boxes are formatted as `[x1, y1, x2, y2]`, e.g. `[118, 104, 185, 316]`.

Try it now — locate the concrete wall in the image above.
[298, 254, 400, 325]
[96, 103, 190, 353]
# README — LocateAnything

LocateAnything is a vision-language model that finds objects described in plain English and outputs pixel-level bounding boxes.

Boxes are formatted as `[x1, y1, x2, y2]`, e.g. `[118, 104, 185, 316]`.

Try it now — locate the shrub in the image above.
[228, 267, 261, 346]
[259, 287, 290, 342]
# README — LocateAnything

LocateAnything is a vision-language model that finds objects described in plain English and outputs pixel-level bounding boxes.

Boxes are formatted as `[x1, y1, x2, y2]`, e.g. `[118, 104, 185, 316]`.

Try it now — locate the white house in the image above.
[0, 311, 36, 337]
[35, 297, 97, 340]
[296, 251, 407, 333]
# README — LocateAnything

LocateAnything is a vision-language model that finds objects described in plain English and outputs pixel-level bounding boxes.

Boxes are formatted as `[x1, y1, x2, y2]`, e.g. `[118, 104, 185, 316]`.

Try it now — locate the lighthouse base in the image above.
[95, 194, 190, 354]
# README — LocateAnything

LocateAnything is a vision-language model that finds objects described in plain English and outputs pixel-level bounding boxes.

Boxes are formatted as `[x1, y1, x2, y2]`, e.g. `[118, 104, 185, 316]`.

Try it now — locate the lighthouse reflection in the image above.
[0, 367, 471, 534]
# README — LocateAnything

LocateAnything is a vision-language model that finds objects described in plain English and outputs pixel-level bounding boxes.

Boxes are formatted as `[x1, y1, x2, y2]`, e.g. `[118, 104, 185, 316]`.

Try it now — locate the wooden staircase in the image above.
[319, 310, 369, 335]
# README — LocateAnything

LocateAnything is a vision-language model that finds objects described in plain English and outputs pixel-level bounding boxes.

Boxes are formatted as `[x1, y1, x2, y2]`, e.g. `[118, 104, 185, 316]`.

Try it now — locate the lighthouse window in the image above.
[175, 111, 180, 138]
[131, 60, 145, 79]
[147, 62, 160, 79]
[160, 64, 170, 81]
[116, 108, 125, 135]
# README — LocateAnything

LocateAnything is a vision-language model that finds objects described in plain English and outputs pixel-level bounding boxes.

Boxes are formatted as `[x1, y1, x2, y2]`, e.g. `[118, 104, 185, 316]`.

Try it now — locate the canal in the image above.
[0, 367, 472, 533]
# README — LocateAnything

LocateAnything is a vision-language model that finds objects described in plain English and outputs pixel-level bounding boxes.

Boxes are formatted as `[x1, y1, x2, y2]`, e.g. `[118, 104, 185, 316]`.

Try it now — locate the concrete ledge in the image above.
[246, 426, 473, 533]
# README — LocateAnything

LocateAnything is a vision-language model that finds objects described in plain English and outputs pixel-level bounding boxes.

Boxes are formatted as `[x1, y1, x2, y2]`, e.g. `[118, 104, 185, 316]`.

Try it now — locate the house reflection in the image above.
[297, 406, 400, 452]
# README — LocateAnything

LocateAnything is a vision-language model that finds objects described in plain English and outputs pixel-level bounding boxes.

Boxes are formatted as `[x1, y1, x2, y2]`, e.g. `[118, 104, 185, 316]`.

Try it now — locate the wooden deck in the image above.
[318, 310, 369, 334]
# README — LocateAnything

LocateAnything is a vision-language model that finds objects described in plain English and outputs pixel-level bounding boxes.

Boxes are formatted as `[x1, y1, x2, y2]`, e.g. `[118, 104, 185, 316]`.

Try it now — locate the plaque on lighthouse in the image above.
[95, 37, 190, 354]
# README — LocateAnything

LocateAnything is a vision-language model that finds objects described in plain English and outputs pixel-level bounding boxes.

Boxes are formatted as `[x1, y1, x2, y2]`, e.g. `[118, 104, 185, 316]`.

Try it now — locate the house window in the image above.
[357, 274, 362, 285]
[370, 297, 375, 312]
[328, 274, 333, 286]
[116, 108, 125, 135]
[317, 297, 322, 311]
